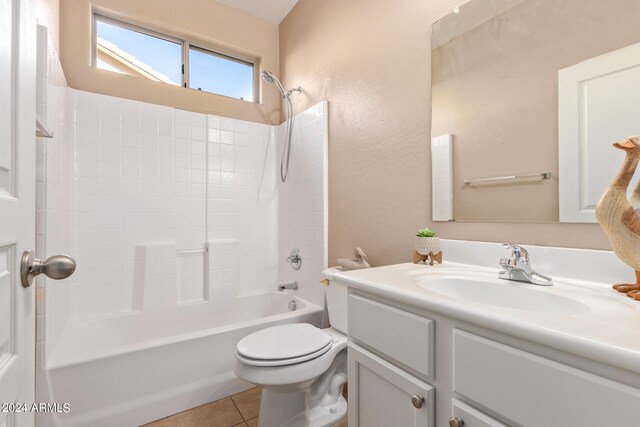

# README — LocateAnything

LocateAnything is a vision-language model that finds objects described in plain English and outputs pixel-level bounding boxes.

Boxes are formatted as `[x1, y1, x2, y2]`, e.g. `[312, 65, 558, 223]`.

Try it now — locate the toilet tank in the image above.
[326, 277, 348, 334]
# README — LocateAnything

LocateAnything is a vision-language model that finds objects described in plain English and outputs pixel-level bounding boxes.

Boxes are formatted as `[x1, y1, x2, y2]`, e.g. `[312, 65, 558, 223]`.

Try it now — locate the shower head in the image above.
[261, 70, 288, 98]
[261, 70, 276, 84]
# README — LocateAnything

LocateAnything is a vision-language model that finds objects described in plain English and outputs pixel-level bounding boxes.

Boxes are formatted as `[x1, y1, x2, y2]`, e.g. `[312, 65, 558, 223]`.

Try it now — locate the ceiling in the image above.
[216, 0, 300, 24]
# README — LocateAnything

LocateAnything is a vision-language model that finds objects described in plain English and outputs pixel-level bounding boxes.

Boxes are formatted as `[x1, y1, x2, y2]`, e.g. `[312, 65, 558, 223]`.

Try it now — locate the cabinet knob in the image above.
[449, 416, 465, 427]
[411, 395, 425, 409]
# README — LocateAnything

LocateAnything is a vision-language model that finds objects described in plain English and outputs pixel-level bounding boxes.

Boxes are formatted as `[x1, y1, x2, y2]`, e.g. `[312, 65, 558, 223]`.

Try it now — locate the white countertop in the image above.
[326, 260, 640, 375]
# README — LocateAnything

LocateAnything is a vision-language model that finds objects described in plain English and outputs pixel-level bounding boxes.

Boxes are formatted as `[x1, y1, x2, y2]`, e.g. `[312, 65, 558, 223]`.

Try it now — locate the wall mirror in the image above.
[431, 0, 640, 223]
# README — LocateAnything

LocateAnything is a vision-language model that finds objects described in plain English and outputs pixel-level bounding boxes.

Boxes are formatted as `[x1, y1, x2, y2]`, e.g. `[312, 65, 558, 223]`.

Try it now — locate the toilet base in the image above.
[257, 350, 347, 427]
[258, 389, 347, 427]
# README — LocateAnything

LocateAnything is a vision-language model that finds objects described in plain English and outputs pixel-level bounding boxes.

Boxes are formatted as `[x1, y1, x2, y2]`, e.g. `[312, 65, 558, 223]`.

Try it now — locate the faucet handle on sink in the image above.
[499, 256, 513, 267]
[502, 243, 529, 264]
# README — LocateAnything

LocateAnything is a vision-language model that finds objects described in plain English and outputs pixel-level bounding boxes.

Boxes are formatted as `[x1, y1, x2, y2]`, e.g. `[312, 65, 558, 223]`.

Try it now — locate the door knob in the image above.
[20, 250, 76, 288]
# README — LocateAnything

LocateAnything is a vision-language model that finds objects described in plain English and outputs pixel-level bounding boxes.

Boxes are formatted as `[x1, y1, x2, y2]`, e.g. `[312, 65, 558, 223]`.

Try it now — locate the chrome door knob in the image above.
[449, 416, 465, 427]
[20, 250, 76, 288]
[411, 395, 425, 409]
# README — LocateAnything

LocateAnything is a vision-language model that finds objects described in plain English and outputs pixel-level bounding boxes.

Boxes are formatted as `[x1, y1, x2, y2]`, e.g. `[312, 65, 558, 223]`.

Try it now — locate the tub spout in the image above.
[278, 281, 298, 291]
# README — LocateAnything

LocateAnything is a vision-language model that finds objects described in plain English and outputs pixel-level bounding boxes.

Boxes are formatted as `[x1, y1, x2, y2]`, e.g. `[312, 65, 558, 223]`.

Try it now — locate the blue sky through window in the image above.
[189, 48, 254, 101]
[96, 17, 255, 101]
[96, 20, 182, 84]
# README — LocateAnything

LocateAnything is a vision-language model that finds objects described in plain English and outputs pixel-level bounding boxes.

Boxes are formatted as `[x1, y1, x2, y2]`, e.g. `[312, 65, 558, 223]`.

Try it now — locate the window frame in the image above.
[92, 13, 259, 102]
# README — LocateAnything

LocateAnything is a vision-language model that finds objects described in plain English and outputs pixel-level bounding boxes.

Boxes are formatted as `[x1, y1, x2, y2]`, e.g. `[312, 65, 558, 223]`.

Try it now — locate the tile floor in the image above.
[143, 387, 348, 427]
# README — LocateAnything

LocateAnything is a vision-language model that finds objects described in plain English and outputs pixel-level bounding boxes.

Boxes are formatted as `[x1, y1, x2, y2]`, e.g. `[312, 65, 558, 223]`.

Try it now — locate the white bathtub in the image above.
[38, 293, 324, 427]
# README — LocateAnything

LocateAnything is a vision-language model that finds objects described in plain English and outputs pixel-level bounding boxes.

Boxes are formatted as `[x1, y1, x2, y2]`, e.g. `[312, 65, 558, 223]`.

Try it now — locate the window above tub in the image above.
[92, 14, 257, 102]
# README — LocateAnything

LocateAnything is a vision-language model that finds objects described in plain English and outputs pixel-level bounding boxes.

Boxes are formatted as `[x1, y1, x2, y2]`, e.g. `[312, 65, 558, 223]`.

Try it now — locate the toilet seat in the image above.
[237, 323, 332, 364]
[235, 327, 348, 388]
[236, 340, 333, 367]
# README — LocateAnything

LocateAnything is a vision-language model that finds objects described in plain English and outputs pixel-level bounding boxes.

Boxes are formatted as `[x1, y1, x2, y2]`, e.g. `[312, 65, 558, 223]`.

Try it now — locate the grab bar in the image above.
[463, 172, 551, 187]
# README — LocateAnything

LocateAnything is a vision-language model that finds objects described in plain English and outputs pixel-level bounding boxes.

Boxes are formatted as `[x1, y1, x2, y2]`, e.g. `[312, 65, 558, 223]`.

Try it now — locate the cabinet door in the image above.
[348, 344, 434, 427]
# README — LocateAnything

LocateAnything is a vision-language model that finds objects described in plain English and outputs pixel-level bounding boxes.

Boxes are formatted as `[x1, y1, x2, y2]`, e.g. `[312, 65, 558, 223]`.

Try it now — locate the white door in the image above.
[559, 42, 640, 222]
[0, 0, 37, 426]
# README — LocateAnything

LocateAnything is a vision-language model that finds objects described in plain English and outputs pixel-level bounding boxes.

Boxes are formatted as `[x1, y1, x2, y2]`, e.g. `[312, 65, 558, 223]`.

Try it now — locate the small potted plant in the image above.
[415, 227, 439, 256]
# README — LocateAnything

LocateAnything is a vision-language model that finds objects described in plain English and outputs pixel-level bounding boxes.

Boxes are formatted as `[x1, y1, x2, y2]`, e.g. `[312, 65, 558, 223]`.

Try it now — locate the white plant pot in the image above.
[415, 236, 440, 256]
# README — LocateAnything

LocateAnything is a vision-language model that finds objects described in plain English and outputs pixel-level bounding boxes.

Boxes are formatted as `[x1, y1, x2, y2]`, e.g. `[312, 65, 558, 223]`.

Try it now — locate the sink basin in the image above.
[414, 270, 591, 315]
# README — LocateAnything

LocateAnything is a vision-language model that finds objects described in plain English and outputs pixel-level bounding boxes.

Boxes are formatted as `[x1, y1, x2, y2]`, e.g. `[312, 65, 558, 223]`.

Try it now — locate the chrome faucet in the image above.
[499, 243, 553, 286]
[278, 281, 298, 291]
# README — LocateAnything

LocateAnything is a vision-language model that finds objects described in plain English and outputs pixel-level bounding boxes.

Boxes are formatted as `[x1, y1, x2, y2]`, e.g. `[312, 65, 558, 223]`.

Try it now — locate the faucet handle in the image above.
[285, 248, 302, 271]
[502, 243, 529, 263]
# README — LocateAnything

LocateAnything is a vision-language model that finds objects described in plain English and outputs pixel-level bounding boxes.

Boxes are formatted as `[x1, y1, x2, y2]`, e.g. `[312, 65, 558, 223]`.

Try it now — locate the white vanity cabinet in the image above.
[343, 285, 640, 427]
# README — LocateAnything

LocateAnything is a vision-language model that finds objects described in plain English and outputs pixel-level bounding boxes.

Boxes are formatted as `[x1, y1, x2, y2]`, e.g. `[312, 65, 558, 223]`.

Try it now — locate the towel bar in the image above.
[463, 172, 551, 187]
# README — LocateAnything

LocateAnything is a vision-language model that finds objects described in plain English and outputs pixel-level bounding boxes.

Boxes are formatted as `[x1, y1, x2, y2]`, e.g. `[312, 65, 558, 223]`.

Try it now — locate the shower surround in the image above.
[36, 41, 328, 426]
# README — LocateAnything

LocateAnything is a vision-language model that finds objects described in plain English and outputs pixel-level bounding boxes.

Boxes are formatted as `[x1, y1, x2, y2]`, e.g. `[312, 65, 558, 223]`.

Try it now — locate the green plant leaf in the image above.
[416, 227, 437, 237]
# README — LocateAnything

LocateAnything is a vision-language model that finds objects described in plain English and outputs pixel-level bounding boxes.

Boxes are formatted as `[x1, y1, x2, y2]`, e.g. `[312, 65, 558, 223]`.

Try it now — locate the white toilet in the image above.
[234, 281, 348, 427]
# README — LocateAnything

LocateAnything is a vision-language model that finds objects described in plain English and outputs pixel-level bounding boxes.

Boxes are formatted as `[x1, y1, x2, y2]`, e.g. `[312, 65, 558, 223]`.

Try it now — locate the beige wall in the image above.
[60, 0, 280, 124]
[280, 0, 612, 267]
[432, 0, 640, 222]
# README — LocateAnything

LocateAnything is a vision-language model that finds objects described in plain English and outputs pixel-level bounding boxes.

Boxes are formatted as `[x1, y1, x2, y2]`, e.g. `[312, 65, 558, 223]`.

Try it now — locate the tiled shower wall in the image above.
[39, 70, 327, 357]
[277, 102, 328, 307]
[48, 91, 278, 321]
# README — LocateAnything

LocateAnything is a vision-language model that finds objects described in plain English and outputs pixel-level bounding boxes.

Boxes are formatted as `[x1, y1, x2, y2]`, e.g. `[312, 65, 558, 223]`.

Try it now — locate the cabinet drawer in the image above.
[451, 399, 507, 427]
[348, 344, 434, 427]
[453, 330, 640, 426]
[349, 294, 434, 377]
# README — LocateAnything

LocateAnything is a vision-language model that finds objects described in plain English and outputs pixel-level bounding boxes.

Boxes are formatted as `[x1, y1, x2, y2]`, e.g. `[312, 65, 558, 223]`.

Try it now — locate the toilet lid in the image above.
[237, 323, 332, 360]
[236, 340, 333, 367]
